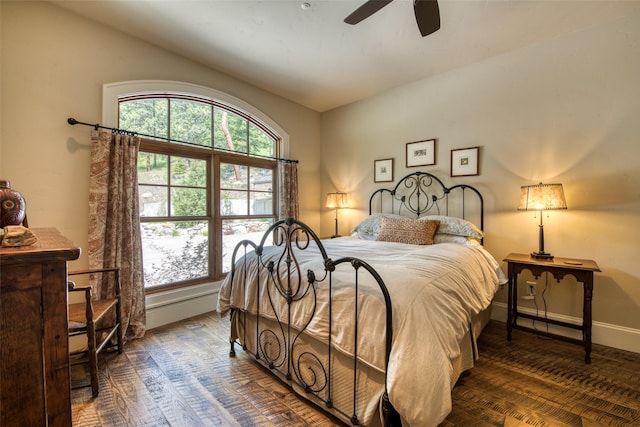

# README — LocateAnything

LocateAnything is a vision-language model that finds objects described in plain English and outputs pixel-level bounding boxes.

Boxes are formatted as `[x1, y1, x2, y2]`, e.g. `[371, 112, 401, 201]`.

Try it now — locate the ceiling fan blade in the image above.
[344, 0, 394, 25]
[414, 0, 440, 36]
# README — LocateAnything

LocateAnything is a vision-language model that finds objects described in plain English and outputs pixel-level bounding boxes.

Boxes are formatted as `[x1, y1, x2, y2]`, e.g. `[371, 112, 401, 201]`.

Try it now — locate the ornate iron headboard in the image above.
[369, 171, 484, 232]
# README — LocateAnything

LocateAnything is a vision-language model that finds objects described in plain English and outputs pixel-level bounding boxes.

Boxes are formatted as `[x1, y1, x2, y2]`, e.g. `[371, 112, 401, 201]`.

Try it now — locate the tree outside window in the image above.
[120, 95, 278, 290]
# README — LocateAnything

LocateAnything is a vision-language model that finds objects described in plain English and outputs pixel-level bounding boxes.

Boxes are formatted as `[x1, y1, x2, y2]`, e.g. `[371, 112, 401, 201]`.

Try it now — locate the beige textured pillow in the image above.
[376, 217, 440, 245]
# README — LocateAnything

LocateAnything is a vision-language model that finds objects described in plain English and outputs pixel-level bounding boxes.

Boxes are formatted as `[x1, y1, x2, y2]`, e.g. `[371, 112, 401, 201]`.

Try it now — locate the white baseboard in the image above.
[144, 289, 639, 355]
[145, 281, 221, 330]
[491, 301, 640, 354]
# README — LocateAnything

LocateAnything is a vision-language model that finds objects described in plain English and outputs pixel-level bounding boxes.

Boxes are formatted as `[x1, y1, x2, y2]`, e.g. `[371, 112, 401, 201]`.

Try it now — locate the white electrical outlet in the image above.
[521, 280, 536, 300]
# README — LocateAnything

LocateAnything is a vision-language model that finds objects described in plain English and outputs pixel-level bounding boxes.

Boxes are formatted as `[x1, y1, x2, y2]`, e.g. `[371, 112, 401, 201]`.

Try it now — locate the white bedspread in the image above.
[217, 236, 506, 426]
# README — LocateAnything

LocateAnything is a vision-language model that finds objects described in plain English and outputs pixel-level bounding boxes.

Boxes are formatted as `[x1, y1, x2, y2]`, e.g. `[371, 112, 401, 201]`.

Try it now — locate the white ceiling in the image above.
[51, 0, 640, 112]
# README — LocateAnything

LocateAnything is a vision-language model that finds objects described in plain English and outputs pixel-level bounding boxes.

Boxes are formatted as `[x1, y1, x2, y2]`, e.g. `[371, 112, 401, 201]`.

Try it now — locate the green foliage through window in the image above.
[120, 95, 279, 289]
[120, 95, 276, 154]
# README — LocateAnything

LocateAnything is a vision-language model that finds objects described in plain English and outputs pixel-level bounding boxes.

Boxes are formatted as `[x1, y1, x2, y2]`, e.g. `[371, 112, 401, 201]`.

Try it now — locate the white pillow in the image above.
[351, 213, 405, 238]
[433, 234, 481, 247]
[420, 215, 484, 240]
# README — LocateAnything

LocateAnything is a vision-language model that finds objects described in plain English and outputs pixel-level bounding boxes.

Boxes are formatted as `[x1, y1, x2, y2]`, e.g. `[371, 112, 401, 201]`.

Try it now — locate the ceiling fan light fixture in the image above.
[344, 0, 440, 37]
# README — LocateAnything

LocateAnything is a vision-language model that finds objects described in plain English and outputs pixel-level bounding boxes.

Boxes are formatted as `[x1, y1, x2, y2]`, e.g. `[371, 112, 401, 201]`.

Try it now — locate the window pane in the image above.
[170, 157, 206, 187]
[139, 185, 168, 217]
[220, 163, 247, 190]
[214, 109, 248, 153]
[170, 99, 212, 146]
[221, 190, 248, 216]
[250, 167, 273, 191]
[120, 99, 168, 138]
[250, 192, 272, 215]
[141, 221, 209, 287]
[138, 152, 168, 185]
[222, 219, 273, 273]
[171, 187, 207, 216]
[250, 167, 273, 214]
[249, 123, 275, 157]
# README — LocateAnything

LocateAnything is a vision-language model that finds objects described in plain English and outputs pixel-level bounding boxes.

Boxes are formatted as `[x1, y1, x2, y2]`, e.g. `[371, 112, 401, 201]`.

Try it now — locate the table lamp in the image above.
[326, 192, 348, 238]
[518, 183, 567, 260]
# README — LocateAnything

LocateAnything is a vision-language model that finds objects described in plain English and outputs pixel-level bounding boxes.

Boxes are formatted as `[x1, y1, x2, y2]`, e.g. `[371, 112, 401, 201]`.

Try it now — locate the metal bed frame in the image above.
[225, 172, 484, 426]
[228, 218, 396, 425]
[369, 171, 484, 238]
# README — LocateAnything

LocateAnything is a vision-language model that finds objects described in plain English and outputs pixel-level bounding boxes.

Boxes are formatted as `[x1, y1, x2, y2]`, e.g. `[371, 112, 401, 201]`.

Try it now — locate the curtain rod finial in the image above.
[67, 117, 78, 125]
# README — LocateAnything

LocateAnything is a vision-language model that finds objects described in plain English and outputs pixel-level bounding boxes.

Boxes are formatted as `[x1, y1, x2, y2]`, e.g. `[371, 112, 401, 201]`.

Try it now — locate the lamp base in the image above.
[531, 251, 554, 260]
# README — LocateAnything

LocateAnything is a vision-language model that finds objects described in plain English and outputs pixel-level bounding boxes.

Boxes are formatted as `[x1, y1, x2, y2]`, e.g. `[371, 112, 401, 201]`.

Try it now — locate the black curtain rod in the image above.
[67, 117, 299, 164]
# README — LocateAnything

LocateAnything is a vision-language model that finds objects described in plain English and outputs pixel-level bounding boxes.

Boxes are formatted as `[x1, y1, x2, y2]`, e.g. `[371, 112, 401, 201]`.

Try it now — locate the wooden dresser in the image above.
[1, 228, 80, 426]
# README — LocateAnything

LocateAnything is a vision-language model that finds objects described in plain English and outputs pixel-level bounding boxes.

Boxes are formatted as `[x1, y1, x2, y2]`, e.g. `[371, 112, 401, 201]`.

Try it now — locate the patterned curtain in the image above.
[88, 130, 145, 341]
[278, 160, 299, 220]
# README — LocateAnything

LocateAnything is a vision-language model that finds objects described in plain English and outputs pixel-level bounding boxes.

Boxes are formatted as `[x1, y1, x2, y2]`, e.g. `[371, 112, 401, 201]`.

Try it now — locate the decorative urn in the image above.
[0, 180, 27, 228]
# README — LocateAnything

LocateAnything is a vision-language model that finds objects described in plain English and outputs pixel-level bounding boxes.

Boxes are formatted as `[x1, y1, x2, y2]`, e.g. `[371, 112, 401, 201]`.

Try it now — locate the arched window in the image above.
[104, 81, 287, 290]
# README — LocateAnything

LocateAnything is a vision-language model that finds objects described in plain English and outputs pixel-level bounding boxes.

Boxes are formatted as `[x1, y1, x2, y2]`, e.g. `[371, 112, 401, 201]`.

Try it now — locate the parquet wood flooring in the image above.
[71, 312, 640, 426]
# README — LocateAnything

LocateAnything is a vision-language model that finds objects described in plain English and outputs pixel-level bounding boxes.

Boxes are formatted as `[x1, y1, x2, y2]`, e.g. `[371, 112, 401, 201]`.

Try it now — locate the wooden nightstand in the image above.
[504, 253, 601, 363]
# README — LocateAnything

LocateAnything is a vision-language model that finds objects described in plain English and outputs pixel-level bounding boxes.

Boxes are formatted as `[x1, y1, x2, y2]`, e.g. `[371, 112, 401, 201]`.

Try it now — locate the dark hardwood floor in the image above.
[71, 312, 640, 426]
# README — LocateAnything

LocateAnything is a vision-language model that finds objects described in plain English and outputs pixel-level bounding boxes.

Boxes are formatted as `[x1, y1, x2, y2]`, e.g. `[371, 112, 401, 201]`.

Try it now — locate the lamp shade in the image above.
[518, 183, 567, 211]
[326, 192, 348, 209]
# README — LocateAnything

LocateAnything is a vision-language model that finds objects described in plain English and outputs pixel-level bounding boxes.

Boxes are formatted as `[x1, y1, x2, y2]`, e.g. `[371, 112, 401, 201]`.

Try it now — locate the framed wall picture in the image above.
[374, 158, 394, 182]
[451, 146, 480, 177]
[406, 139, 436, 167]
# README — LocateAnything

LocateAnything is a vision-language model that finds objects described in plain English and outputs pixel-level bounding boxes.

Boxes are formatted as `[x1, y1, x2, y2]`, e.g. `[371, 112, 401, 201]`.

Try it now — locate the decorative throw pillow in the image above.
[376, 217, 440, 245]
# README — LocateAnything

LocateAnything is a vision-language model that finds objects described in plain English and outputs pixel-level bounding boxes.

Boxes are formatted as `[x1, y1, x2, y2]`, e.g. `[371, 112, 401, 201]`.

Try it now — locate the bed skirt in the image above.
[229, 304, 493, 426]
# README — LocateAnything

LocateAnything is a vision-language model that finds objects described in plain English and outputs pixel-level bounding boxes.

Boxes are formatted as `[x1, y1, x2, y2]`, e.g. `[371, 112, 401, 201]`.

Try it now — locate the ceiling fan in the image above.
[344, 0, 440, 37]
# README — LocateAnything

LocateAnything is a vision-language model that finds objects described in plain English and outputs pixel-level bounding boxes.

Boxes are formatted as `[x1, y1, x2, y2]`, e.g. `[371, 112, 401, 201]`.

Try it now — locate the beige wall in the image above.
[0, 1, 322, 268]
[2, 2, 639, 341]
[320, 12, 640, 332]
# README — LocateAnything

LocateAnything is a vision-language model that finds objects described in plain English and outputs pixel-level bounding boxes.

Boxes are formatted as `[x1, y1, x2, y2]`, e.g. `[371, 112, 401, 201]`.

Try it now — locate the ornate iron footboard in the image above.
[227, 218, 397, 426]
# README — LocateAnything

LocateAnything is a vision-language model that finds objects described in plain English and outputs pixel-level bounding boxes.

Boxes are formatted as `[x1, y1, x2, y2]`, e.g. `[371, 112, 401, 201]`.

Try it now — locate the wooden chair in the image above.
[67, 267, 123, 397]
